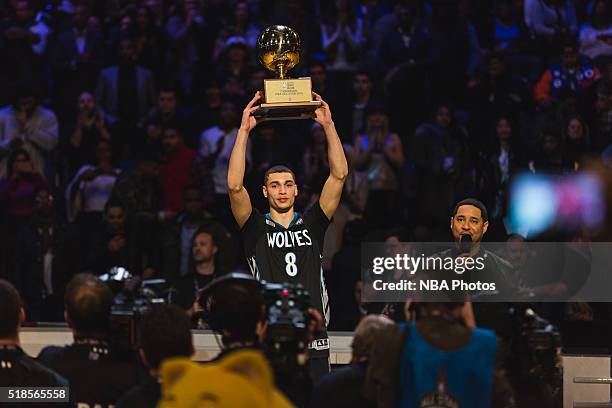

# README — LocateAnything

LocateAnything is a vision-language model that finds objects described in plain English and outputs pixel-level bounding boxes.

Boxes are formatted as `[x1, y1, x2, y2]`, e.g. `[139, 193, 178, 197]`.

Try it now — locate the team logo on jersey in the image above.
[308, 338, 330, 351]
[266, 230, 312, 248]
[419, 368, 459, 408]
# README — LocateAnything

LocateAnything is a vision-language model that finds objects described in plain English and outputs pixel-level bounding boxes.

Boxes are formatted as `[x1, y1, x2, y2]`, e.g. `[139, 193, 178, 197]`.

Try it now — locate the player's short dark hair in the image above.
[452, 198, 489, 222]
[64, 274, 113, 336]
[263, 165, 296, 185]
[0, 280, 22, 339]
[138, 305, 193, 369]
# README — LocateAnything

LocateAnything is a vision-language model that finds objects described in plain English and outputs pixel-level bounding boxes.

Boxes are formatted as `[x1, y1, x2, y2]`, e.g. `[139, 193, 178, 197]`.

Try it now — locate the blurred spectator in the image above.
[143, 86, 192, 148]
[490, 0, 531, 53]
[320, 0, 365, 73]
[428, 1, 481, 103]
[144, 0, 164, 27]
[563, 115, 591, 162]
[81, 201, 156, 277]
[310, 315, 396, 408]
[345, 71, 374, 142]
[37, 274, 146, 408]
[215, 37, 251, 99]
[354, 105, 404, 230]
[172, 229, 219, 323]
[50, 4, 104, 122]
[0, 279, 69, 390]
[65, 91, 113, 178]
[190, 81, 222, 135]
[65, 139, 119, 226]
[578, 0, 612, 63]
[116, 305, 194, 408]
[161, 186, 233, 280]
[268, 0, 321, 64]
[199, 100, 248, 219]
[159, 124, 196, 213]
[166, 0, 215, 98]
[593, 75, 612, 148]
[214, 1, 260, 51]
[0, 83, 59, 179]
[479, 117, 525, 234]
[412, 103, 471, 236]
[380, 4, 431, 136]
[356, 0, 392, 27]
[309, 61, 331, 100]
[534, 39, 601, 103]
[132, 5, 166, 79]
[109, 148, 164, 225]
[397, 302, 500, 408]
[14, 188, 79, 321]
[0, 148, 48, 223]
[525, 0, 577, 48]
[95, 37, 155, 152]
[529, 127, 577, 173]
[377, 3, 430, 75]
[1, 0, 50, 82]
[468, 53, 528, 138]
[0, 148, 47, 279]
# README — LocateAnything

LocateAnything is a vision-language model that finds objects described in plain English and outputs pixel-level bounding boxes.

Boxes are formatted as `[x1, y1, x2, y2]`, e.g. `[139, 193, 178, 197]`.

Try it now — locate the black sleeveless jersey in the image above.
[241, 202, 331, 329]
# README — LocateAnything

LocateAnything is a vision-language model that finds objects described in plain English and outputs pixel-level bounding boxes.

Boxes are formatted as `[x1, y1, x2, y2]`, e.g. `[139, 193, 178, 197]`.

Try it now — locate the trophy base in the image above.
[251, 101, 321, 121]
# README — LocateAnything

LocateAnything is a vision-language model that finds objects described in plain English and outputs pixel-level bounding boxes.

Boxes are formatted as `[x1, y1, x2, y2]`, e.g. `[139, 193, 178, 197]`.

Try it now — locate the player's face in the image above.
[450, 205, 488, 243]
[192, 232, 217, 263]
[263, 172, 298, 213]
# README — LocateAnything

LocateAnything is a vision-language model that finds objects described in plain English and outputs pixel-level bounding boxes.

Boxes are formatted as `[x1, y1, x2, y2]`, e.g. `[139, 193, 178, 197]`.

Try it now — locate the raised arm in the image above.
[227, 92, 261, 228]
[313, 92, 349, 220]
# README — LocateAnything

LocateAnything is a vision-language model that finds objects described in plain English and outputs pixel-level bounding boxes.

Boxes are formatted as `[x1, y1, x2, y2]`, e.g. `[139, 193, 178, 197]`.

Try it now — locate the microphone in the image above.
[459, 234, 473, 254]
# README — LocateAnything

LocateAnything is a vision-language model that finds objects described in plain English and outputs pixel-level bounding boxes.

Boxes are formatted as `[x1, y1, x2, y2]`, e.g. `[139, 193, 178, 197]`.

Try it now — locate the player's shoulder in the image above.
[302, 201, 329, 223]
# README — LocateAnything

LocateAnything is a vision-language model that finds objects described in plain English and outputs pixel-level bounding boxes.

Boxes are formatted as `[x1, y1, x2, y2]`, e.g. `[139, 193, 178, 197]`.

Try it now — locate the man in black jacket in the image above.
[37, 274, 146, 408]
[14, 188, 80, 321]
[0, 279, 70, 408]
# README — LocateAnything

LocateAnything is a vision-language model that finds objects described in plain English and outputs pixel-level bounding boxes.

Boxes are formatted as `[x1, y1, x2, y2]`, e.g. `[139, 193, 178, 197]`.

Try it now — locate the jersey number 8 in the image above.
[285, 252, 298, 277]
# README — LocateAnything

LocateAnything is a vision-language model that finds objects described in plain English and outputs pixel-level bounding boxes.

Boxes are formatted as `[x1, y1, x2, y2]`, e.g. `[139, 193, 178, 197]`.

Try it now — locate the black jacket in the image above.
[37, 341, 147, 408]
[310, 361, 375, 408]
[0, 345, 71, 408]
[116, 375, 160, 408]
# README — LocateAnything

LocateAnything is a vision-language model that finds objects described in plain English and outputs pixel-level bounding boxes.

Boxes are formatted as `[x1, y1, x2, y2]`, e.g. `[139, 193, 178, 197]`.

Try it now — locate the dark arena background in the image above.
[0, 0, 612, 407]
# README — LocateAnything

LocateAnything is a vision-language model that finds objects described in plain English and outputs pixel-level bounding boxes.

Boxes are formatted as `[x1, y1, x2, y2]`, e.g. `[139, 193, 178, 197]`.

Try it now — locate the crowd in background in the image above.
[0, 0, 611, 327]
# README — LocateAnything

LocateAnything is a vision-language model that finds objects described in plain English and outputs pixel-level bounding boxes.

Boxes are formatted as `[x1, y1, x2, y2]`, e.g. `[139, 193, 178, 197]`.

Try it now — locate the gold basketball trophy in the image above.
[251, 25, 321, 121]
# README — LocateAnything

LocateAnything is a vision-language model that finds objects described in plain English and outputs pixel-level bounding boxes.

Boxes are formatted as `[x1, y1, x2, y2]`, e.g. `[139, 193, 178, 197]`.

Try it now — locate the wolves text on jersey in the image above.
[266, 230, 313, 249]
